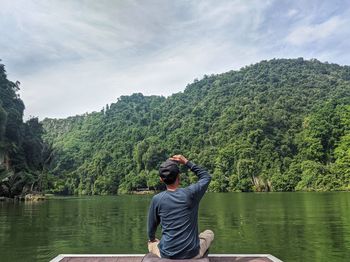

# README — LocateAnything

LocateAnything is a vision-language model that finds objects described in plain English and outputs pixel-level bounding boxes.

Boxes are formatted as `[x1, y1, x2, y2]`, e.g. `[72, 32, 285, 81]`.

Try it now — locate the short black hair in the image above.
[159, 159, 180, 185]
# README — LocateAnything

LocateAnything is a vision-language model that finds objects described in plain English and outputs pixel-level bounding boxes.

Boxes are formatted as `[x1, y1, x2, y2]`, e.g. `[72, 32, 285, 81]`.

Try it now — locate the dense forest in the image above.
[0, 62, 49, 198]
[1, 58, 349, 196]
[41, 58, 350, 194]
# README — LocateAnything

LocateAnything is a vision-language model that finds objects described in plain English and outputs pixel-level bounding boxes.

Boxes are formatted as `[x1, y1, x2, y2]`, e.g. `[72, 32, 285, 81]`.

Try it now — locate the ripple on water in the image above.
[1, 193, 350, 262]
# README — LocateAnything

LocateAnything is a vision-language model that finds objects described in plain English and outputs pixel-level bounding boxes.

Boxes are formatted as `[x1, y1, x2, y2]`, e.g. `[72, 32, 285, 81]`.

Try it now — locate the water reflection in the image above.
[0, 192, 349, 262]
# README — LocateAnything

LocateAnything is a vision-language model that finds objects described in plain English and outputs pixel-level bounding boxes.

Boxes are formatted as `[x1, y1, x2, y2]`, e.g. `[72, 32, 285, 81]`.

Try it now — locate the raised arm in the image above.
[186, 161, 211, 201]
[170, 155, 211, 201]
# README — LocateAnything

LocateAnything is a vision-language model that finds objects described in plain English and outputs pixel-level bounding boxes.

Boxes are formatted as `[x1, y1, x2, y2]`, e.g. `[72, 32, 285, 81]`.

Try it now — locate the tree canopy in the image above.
[41, 58, 350, 194]
[0, 62, 48, 197]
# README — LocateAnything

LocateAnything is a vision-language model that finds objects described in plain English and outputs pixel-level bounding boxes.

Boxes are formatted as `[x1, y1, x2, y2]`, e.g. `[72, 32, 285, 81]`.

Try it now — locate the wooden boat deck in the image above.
[51, 254, 283, 262]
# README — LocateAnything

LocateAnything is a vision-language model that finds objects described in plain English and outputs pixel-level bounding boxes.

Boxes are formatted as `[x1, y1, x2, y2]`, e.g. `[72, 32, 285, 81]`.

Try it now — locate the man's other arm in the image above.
[147, 197, 160, 242]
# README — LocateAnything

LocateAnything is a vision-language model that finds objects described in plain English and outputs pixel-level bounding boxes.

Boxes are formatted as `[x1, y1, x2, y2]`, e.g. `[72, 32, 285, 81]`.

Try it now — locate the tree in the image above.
[40, 58, 350, 194]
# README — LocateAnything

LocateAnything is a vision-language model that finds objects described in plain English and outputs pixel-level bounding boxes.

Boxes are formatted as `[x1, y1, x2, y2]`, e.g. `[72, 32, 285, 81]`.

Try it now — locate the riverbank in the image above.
[0, 193, 46, 202]
[131, 190, 156, 195]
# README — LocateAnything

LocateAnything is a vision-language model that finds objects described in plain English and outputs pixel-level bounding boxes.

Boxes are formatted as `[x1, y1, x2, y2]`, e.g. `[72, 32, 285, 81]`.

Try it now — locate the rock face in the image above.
[0, 150, 4, 166]
[0, 196, 13, 202]
[24, 194, 46, 201]
[0, 193, 46, 201]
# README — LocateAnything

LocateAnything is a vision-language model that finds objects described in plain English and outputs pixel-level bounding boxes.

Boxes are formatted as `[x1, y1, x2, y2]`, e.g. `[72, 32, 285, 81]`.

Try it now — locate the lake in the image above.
[0, 192, 349, 262]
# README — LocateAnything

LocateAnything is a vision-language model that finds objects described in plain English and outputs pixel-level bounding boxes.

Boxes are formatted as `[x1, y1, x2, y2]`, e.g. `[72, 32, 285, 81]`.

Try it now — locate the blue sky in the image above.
[1, 0, 350, 119]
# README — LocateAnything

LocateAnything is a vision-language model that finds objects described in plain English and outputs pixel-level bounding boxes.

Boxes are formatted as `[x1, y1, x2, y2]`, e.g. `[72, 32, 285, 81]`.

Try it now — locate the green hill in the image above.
[42, 58, 350, 194]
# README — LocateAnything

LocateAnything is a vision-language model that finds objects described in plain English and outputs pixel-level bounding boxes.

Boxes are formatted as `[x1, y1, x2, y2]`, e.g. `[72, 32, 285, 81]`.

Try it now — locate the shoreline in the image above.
[27, 190, 350, 199]
[0, 193, 46, 202]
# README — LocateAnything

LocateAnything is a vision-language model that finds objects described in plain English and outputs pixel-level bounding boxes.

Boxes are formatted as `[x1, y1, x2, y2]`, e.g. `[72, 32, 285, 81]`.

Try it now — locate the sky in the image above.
[1, 0, 350, 119]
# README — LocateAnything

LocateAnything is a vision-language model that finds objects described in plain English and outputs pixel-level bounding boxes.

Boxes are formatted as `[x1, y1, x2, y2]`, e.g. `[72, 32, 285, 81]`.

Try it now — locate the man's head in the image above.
[159, 159, 180, 185]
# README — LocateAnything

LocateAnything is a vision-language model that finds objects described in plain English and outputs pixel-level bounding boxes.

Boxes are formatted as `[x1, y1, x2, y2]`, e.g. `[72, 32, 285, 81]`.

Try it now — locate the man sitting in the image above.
[147, 154, 214, 259]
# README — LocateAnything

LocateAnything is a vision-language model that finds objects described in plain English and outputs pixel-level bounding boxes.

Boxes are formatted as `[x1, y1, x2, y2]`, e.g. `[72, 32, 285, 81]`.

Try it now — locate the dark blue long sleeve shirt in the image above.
[147, 161, 211, 259]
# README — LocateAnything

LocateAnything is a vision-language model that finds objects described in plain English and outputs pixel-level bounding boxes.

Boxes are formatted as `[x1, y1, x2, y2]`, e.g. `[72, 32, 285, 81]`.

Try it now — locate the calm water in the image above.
[0, 192, 349, 262]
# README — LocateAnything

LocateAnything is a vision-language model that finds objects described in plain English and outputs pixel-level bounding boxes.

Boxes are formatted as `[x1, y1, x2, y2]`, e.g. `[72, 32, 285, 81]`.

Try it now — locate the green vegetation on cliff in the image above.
[0, 62, 48, 197]
[42, 58, 350, 194]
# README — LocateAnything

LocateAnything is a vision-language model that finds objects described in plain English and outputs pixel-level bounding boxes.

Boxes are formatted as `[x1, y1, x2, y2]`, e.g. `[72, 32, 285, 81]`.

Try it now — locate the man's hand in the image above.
[170, 155, 188, 165]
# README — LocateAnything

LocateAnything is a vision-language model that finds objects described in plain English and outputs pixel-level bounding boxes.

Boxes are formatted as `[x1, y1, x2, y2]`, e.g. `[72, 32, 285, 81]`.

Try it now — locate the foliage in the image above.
[0, 61, 49, 197]
[39, 58, 350, 194]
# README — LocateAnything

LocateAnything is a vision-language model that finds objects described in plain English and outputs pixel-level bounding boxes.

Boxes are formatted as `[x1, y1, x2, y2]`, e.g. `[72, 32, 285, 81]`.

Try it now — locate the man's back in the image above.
[147, 161, 211, 259]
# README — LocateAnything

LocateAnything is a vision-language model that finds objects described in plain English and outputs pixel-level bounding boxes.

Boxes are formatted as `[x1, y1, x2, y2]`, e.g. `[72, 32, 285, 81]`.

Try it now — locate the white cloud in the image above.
[287, 9, 299, 18]
[1, 0, 350, 119]
[285, 16, 346, 46]
[18, 38, 263, 119]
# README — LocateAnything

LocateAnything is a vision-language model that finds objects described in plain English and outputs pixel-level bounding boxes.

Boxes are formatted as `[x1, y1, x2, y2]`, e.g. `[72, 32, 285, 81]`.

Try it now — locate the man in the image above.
[147, 154, 214, 259]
